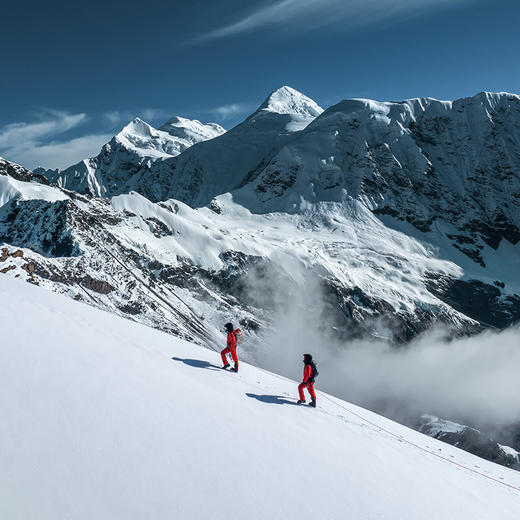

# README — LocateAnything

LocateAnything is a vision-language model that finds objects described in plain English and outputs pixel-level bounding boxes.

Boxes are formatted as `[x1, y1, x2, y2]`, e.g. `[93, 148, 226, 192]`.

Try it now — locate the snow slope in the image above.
[1, 275, 519, 519]
[0, 173, 68, 207]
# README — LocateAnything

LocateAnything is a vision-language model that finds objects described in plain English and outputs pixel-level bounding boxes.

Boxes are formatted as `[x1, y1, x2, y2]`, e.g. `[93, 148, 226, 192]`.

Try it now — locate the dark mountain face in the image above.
[1, 157, 50, 184]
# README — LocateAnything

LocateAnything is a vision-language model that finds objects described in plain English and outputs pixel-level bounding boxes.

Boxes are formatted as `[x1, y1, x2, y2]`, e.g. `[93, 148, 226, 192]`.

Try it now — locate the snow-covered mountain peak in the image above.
[107, 118, 175, 160]
[302, 90, 520, 142]
[159, 115, 225, 143]
[258, 85, 323, 117]
[117, 117, 157, 139]
[38, 115, 226, 197]
[318, 90, 520, 124]
[401, 90, 520, 118]
[109, 115, 225, 156]
[111, 119, 163, 151]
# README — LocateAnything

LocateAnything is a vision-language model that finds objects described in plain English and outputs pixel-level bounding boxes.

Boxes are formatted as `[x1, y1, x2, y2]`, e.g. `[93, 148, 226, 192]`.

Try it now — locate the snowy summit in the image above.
[258, 85, 324, 117]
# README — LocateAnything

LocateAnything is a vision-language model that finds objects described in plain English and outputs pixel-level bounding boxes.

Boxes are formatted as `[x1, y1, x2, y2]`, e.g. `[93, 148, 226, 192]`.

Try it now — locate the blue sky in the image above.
[1, 0, 519, 169]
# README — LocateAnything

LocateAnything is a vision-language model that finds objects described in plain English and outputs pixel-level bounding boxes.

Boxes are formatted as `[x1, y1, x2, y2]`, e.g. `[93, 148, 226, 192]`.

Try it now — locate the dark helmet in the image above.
[224, 322, 234, 333]
[303, 353, 313, 363]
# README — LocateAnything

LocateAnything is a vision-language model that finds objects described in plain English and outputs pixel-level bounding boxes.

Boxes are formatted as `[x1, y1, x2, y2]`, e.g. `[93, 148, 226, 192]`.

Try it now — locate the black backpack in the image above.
[309, 361, 318, 382]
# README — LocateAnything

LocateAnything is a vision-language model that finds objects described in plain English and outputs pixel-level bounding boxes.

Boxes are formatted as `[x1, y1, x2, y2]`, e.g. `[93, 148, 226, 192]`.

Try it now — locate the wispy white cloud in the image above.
[0, 111, 110, 170]
[193, 0, 473, 43]
[209, 102, 254, 121]
[0, 110, 86, 150]
[11, 134, 113, 170]
[103, 110, 127, 127]
[103, 108, 174, 127]
[140, 108, 173, 123]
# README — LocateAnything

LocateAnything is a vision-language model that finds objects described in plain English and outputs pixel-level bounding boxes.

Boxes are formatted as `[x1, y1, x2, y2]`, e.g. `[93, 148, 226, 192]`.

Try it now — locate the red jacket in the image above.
[302, 364, 313, 384]
[227, 331, 237, 350]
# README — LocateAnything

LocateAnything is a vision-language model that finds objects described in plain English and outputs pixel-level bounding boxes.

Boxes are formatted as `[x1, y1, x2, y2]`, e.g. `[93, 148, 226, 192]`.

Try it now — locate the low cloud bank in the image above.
[251, 268, 520, 431]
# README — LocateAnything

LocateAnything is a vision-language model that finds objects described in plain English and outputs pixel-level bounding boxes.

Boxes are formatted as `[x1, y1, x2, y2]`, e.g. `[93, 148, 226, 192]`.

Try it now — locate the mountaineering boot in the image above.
[309, 399, 316, 408]
[222, 364, 230, 369]
[231, 365, 238, 373]
[297, 399, 306, 404]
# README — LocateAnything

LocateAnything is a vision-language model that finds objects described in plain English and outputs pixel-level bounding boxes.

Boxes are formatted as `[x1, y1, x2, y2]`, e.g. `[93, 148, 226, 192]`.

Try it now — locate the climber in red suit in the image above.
[221, 322, 239, 372]
[298, 353, 317, 407]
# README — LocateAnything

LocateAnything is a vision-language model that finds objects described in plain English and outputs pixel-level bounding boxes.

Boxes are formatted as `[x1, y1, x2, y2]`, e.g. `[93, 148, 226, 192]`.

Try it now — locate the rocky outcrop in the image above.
[418, 415, 520, 470]
[1, 157, 50, 185]
[424, 273, 520, 329]
[0, 199, 80, 257]
[0, 246, 38, 284]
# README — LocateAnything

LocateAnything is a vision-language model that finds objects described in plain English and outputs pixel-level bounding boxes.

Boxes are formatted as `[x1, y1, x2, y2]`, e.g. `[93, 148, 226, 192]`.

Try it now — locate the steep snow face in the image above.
[0, 172, 68, 208]
[133, 86, 324, 205]
[42, 116, 225, 197]
[240, 92, 520, 212]
[234, 92, 520, 282]
[1, 275, 519, 520]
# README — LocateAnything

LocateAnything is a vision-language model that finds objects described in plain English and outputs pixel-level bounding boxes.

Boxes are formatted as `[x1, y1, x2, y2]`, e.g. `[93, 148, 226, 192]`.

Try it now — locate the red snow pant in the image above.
[298, 382, 316, 402]
[221, 346, 239, 369]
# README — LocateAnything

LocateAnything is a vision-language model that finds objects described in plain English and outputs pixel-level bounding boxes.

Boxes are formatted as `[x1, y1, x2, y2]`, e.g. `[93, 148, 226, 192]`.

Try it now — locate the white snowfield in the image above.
[1, 276, 519, 519]
[0, 173, 68, 207]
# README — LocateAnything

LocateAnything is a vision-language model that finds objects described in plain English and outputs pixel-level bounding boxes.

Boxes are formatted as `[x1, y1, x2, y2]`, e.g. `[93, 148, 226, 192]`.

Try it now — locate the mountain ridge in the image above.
[40, 114, 226, 197]
[1, 87, 520, 469]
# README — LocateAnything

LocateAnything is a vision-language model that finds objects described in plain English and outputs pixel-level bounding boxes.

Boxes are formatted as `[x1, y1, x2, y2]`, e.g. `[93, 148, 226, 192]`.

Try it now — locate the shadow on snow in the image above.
[246, 393, 300, 405]
[171, 358, 301, 405]
[171, 357, 221, 371]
